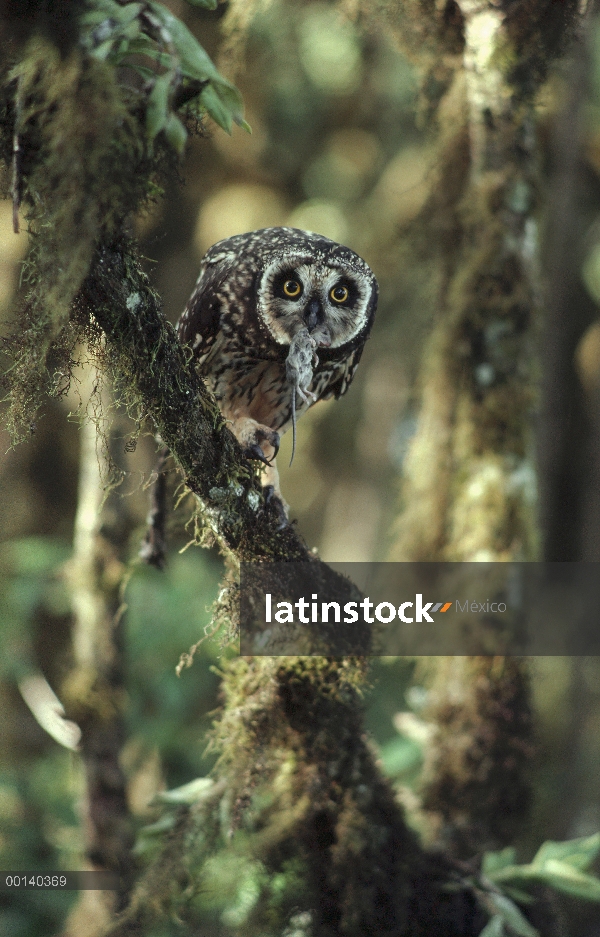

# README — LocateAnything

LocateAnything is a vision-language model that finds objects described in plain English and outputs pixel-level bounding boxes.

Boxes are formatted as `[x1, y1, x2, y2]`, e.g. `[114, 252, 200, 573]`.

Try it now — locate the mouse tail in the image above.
[289, 385, 297, 468]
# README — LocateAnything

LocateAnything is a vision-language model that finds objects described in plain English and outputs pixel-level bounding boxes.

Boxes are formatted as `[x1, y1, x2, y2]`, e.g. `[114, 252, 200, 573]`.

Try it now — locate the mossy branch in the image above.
[77, 243, 376, 658]
[105, 655, 489, 937]
[381, 0, 584, 862]
[78, 242, 306, 559]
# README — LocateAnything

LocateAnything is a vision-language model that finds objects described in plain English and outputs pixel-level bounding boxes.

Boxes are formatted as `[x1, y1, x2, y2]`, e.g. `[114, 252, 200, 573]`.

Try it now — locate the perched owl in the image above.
[177, 227, 378, 507]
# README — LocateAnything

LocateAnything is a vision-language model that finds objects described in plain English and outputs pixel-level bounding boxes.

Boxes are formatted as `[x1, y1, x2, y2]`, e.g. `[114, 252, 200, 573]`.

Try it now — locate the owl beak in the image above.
[303, 298, 323, 332]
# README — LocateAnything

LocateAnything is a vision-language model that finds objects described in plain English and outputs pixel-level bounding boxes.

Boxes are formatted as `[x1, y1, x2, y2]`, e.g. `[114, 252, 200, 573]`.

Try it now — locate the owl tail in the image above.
[289, 385, 297, 468]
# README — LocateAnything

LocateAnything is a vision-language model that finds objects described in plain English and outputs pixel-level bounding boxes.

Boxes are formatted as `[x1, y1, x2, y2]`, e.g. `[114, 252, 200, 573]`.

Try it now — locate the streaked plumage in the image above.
[177, 226, 378, 505]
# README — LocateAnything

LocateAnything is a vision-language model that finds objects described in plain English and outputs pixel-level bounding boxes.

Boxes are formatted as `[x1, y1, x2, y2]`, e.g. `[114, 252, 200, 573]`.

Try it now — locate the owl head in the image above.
[252, 227, 377, 350]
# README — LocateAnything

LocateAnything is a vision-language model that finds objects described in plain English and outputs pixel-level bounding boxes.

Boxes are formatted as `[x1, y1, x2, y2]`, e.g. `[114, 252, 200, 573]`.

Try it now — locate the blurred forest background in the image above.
[1, 1, 600, 934]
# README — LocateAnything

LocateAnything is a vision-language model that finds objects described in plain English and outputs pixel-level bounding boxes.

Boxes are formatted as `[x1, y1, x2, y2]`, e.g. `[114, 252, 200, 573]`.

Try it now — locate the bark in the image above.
[62, 367, 135, 923]
[104, 656, 487, 937]
[391, 0, 565, 563]
[539, 1, 600, 562]
[78, 245, 310, 563]
[77, 242, 372, 658]
[383, 0, 581, 858]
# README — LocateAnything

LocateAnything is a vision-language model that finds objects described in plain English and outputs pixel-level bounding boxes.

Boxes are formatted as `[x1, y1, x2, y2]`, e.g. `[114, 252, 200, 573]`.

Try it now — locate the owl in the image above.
[177, 227, 378, 509]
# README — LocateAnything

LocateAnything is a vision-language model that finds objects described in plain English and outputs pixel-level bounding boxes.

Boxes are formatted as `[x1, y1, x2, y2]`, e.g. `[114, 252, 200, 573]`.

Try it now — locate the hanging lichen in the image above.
[0, 0, 247, 445]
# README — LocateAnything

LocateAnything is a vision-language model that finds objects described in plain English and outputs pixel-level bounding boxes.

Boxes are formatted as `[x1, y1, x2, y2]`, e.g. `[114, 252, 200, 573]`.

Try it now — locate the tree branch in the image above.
[79, 242, 308, 561]
[78, 242, 372, 656]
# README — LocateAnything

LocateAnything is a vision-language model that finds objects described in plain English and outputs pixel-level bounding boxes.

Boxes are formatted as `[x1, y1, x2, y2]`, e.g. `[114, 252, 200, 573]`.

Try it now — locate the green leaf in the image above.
[108, 1, 144, 25]
[184, 0, 218, 8]
[126, 35, 173, 69]
[153, 776, 213, 805]
[164, 112, 188, 154]
[119, 19, 142, 42]
[211, 80, 245, 129]
[531, 834, 600, 873]
[148, 1, 245, 129]
[138, 814, 177, 835]
[81, 2, 143, 63]
[487, 893, 538, 937]
[79, 0, 124, 27]
[532, 860, 600, 902]
[80, 1, 143, 32]
[89, 38, 116, 61]
[501, 886, 534, 906]
[127, 63, 157, 81]
[108, 0, 143, 20]
[146, 71, 173, 140]
[101, 1, 247, 131]
[100, 21, 142, 64]
[483, 848, 517, 876]
[488, 866, 536, 886]
[479, 917, 505, 937]
[199, 81, 233, 132]
[148, 1, 224, 82]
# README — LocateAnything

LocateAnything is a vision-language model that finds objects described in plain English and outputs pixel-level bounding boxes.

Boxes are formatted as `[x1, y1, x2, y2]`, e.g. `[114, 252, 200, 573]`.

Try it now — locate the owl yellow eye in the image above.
[330, 284, 349, 304]
[283, 279, 302, 298]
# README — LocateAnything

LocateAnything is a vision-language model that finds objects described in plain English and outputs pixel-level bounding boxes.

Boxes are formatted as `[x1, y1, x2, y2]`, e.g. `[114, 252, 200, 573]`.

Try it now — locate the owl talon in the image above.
[251, 427, 279, 463]
[244, 444, 272, 466]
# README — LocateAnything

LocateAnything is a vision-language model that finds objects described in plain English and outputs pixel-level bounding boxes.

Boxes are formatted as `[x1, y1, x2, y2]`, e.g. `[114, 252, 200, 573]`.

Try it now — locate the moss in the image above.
[108, 656, 487, 937]
[0, 1, 84, 56]
[502, 0, 580, 97]
[368, 0, 465, 60]
[0, 34, 177, 443]
[77, 244, 288, 556]
[75, 239, 381, 659]
[0, 5, 572, 934]
[421, 657, 535, 857]
[361, 0, 465, 126]
[385, 0, 577, 877]
[384, 0, 584, 563]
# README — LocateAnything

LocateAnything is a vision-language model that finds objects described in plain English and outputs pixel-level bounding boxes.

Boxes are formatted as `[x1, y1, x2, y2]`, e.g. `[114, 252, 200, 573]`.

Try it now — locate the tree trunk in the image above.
[385, 0, 582, 856]
[62, 367, 135, 930]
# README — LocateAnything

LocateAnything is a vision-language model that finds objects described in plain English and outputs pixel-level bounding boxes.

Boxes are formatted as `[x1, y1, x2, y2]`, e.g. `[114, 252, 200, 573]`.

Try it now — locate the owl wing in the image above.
[318, 345, 365, 402]
[176, 258, 225, 362]
[177, 233, 262, 361]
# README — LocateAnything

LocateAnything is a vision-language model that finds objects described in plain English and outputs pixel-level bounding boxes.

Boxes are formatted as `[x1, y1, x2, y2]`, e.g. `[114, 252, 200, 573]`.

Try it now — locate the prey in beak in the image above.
[285, 322, 331, 466]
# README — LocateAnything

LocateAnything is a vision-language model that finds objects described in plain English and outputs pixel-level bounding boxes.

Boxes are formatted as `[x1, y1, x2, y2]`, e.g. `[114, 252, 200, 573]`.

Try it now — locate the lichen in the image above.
[420, 656, 535, 857]
[0, 34, 177, 443]
[108, 656, 486, 937]
[388, 0, 561, 563]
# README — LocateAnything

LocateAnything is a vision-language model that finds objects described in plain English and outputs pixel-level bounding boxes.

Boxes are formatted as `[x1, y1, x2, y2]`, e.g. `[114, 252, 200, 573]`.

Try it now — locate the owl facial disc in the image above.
[256, 254, 372, 348]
